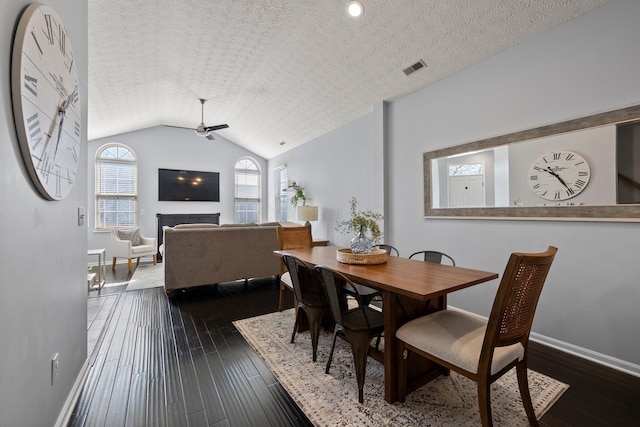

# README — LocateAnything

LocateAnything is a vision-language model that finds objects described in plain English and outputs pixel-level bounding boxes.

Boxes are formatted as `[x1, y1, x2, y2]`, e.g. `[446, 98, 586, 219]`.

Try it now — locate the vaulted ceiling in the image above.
[88, 0, 609, 159]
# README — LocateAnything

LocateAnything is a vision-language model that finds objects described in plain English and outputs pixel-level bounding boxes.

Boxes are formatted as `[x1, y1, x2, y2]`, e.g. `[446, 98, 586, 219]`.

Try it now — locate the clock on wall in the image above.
[11, 3, 80, 201]
[528, 151, 591, 201]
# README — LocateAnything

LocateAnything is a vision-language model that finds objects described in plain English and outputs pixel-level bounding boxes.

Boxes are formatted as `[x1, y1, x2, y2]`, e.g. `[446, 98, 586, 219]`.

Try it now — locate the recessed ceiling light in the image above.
[347, 1, 364, 18]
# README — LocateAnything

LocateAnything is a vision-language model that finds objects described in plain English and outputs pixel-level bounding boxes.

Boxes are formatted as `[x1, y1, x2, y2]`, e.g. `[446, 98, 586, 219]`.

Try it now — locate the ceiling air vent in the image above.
[403, 60, 426, 76]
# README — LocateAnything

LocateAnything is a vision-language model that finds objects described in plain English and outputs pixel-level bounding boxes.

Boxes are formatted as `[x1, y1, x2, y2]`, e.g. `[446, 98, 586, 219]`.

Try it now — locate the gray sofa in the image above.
[162, 223, 287, 296]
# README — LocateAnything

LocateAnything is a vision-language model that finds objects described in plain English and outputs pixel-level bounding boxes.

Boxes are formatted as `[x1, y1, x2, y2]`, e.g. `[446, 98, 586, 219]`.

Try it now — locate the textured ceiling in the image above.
[88, 0, 609, 159]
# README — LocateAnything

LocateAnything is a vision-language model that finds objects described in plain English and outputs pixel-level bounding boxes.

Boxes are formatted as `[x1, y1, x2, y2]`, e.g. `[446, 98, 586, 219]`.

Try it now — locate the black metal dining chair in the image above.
[283, 254, 331, 362]
[409, 250, 455, 266]
[315, 265, 385, 404]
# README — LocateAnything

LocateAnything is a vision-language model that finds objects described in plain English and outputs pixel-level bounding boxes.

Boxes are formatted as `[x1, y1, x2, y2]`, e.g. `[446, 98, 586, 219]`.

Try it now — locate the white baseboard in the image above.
[449, 305, 640, 379]
[529, 333, 640, 378]
[54, 358, 91, 427]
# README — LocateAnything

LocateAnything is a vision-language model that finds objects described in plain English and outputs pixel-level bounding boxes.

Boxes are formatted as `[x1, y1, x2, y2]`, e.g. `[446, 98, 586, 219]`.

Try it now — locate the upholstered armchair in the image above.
[111, 228, 157, 272]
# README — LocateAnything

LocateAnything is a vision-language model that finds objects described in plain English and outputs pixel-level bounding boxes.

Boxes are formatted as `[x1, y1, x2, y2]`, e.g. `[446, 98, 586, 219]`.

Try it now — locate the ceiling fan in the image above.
[191, 98, 229, 140]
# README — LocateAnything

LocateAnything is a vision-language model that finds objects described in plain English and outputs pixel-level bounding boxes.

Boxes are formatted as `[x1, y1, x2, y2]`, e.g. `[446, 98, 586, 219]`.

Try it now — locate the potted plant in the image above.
[335, 197, 383, 245]
[290, 186, 308, 207]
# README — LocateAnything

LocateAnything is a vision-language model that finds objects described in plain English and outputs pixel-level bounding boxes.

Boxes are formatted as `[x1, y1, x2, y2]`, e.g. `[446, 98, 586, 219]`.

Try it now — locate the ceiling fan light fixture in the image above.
[346, 1, 364, 18]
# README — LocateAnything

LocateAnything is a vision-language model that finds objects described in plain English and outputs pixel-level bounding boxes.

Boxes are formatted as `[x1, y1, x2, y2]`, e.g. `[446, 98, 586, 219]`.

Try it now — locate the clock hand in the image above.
[52, 87, 76, 165]
[545, 167, 570, 190]
[52, 109, 66, 165]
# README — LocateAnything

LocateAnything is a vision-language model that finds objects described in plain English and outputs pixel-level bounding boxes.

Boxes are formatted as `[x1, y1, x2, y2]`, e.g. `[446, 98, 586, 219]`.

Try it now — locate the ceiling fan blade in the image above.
[164, 125, 194, 130]
[205, 134, 215, 140]
[204, 124, 229, 132]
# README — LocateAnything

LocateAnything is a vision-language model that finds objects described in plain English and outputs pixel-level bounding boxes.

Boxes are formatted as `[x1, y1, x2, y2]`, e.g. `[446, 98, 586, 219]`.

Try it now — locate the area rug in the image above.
[125, 264, 164, 291]
[233, 310, 568, 426]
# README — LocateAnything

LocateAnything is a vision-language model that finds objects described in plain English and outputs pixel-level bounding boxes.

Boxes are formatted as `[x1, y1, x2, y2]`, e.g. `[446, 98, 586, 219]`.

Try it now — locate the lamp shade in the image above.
[296, 205, 318, 222]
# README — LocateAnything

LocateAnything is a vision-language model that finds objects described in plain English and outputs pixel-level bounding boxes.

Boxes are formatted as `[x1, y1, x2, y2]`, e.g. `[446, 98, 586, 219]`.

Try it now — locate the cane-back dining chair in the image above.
[396, 246, 558, 427]
[277, 226, 313, 311]
[409, 250, 455, 265]
[283, 255, 330, 362]
[315, 265, 385, 404]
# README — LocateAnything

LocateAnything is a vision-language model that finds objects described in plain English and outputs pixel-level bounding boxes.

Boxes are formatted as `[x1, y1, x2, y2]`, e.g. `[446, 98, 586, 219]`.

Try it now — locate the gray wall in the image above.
[0, 0, 89, 425]
[88, 125, 268, 260]
[270, 0, 640, 374]
[268, 111, 383, 247]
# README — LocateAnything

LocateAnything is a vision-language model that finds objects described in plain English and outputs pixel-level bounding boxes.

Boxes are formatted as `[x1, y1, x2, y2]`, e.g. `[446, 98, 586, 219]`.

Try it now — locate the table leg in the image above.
[383, 292, 447, 403]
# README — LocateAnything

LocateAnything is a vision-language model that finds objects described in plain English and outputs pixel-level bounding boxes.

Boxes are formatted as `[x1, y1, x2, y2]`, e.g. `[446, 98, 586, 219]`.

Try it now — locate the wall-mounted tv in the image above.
[158, 168, 220, 202]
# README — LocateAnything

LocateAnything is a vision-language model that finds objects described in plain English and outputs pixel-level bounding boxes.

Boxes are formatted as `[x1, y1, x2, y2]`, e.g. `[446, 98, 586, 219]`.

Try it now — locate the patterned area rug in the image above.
[125, 264, 164, 291]
[234, 310, 568, 426]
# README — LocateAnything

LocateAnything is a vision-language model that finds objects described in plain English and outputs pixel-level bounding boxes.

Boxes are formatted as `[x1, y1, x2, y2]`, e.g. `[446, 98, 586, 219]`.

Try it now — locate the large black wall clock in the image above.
[11, 3, 80, 200]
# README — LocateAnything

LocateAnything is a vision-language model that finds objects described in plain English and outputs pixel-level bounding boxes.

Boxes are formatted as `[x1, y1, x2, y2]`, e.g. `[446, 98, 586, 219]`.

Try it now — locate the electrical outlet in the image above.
[51, 353, 59, 385]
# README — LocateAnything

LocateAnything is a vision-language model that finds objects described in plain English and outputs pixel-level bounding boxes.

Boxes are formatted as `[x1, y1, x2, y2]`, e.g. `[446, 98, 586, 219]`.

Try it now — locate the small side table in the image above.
[87, 248, 106, 292]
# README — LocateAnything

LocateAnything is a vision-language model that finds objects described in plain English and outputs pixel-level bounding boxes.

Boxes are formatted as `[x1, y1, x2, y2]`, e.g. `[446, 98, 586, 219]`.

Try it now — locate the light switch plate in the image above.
[78, 207, 85, 226]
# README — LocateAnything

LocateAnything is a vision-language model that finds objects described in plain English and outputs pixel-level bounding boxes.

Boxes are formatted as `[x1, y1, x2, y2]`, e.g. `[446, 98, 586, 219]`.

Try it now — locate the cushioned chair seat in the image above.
[131, 244, 155, 255]
[281, 271, 292, 288]
[397, 310, 523, 375]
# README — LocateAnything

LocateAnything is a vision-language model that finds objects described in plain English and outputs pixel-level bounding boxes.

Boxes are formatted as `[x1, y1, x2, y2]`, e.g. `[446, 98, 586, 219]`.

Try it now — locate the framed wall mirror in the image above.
[423, 104, 640, 221]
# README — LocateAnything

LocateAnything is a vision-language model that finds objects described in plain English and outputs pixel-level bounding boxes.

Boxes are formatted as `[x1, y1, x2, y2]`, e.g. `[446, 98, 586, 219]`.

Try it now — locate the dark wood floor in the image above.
[71, 263, 640, 426]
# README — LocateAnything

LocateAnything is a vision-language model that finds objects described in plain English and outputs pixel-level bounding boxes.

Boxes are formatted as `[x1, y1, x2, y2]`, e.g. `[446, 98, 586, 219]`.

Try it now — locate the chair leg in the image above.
[278, 281, 286, 312]
[516, 359, 539, 427]
[291, 309, 302, 343]
[153, 254, 157, 265]
[112, 257, 117, 270]
[136, 257, 141, 266]
[477, 377, 493, 427]
[307, 307, 324, 362]
[127, 258, 132, 272]
[349, 331, 373, 404]
[325, 328, 340, 374]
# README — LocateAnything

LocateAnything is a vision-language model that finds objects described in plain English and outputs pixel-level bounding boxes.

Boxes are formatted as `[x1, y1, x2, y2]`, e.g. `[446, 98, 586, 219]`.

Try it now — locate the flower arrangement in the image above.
[335, 197, 383, 244]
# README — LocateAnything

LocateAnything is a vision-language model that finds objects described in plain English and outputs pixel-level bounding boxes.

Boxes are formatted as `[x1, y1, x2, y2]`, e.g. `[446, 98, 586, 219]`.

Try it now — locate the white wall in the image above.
[269, 0, 640, 374]
[0, 1, 89, 425]
[387, 0, 640, 370]
[88, 125, 268, 260]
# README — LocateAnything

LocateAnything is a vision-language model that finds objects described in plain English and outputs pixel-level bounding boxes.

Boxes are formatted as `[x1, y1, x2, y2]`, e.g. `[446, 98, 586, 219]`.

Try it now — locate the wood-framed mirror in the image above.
[423, 104, 640, 221]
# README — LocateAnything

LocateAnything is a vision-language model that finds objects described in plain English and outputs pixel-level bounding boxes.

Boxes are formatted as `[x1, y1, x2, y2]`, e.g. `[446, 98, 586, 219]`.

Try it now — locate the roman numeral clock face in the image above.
[11, 4, 80, 200]
[528, 151, 591, 201]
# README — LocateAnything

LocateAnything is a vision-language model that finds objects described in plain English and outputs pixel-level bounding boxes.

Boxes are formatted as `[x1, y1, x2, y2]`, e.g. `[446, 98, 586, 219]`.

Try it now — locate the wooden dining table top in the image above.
[274, 246, 499, 300]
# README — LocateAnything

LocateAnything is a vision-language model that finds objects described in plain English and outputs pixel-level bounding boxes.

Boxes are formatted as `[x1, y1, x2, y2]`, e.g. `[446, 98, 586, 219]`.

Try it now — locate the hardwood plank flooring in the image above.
[73, 263, 640, 426]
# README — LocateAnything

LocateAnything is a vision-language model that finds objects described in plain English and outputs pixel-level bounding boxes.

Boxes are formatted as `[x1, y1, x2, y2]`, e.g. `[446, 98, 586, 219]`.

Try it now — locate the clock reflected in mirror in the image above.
[528, 151, 591, 201]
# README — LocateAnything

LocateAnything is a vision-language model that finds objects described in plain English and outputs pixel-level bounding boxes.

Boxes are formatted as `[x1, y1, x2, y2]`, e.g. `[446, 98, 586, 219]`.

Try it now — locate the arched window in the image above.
[95, 144, 137, 229]
[235, 157, 261, 223]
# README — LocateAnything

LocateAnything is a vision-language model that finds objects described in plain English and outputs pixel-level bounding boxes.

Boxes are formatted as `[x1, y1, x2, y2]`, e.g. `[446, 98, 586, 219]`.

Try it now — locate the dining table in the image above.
[274, 245, 499, 403]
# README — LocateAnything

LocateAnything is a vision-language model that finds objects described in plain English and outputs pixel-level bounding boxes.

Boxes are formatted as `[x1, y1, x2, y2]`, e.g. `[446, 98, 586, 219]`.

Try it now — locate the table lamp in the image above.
[296, 205, 318, 228]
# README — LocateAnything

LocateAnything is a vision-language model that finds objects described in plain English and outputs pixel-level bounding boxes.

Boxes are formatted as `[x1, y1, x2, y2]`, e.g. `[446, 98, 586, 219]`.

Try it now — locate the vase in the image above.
[350, 225, 372, 254]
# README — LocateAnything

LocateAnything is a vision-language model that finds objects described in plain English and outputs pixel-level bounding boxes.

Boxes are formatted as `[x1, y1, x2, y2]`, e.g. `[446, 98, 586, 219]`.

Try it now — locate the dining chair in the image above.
[378, 244, 400, 257]
[277, 226, 313, 311]
[343, 244, 399, 307]
[315, 265, 385, 404]
[396, 246, 558, 427]
[283, 254, 330, 362]
[409, 250, 455, 266]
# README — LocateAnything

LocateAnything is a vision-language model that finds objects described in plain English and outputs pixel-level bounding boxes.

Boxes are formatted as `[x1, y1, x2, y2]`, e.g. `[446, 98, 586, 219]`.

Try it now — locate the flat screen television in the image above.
[158, 168, 220, 202]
